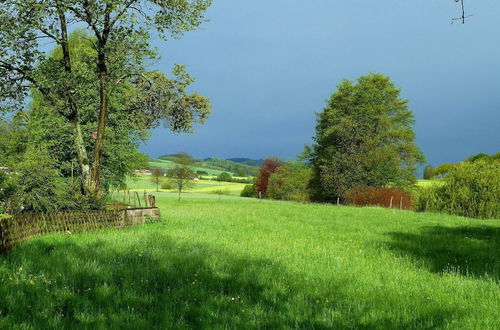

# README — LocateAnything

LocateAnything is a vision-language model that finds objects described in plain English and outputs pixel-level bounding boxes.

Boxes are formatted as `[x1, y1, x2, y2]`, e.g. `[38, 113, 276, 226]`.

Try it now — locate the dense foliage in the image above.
[27, 32, 150, 190]
[307, 74, 424, 202]
[0, 0, 212, 195]
[216, 172, 233, 182]
[240, 184, 257, 198]
[429, 152, 499, 179]
[0, 171, 15, 213]
[266, 163, 312, 202]
[423, 165, 435, 180]
[254, 157, 283, 197]
[416, 160, 500, 219]
[8, 148, 61, 214]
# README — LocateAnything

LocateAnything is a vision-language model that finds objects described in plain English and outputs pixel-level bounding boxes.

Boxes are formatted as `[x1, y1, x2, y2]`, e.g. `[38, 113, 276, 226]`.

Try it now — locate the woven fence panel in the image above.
[0, 210, 125, 253]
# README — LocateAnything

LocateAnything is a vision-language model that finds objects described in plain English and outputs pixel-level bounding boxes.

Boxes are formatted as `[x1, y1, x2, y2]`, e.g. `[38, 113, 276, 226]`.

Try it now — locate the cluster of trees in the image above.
[417, 159, 499, 219]
[0, 1, 212, 214]
[241, 158, 312, 202]
[243, 74, 424, 205]
[423, 152, 500, 179]
[159, 155, 258, 177]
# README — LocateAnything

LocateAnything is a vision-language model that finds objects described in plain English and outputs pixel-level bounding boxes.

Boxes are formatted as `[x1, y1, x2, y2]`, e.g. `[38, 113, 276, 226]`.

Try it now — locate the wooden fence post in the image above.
[400, 196, 403, 210]
[389, 196, 393, 209]
[135, 191, 142, 208]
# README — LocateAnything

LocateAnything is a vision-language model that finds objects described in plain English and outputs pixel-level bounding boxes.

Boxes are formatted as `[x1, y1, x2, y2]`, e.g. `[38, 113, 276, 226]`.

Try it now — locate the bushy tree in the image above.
[0, 0, 212, 195]
[167, 153, 196, 201]
[267, 162, 312, 202]
[465, 153, 490, 163]
[27, 32, 149, 190]
[216, 172, 232, 182]
[434, 163, 455, 177]
[255, 157, 283, 197]
[423, 165, 435, 180]
[240, 184, 257, 198]
[0, 170, 15, 213]
[0, 113, 28, 167]
[416, 159, 500, 219]
[235, 168, 247, 177]
[307, 74, 424, 202]
[10, 148, 61, 214]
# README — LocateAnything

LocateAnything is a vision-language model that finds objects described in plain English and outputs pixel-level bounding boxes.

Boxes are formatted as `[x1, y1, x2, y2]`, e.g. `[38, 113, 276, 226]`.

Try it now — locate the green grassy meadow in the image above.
[148, 158, 231, 176]
[0, 189, 499, 328]
[125, 175, 247, 196]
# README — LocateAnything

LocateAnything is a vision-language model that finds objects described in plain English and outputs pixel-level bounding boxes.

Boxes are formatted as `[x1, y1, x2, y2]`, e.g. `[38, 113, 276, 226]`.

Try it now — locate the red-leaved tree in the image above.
[255, 157, 283, 197]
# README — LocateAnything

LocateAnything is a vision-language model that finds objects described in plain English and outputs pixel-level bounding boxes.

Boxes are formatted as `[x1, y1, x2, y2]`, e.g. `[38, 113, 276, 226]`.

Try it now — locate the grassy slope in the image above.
[149, 158, 230, 176]
[125, 176, 247, 196]
[0, 196, 499, 328]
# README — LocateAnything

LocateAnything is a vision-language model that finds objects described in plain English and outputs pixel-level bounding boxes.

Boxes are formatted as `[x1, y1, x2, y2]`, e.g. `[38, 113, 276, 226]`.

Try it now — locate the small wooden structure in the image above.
[0, 207, 161, 253]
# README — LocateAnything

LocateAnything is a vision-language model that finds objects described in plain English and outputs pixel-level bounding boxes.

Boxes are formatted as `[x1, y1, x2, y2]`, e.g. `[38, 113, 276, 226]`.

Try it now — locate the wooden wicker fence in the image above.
[0, 207, 160, 253]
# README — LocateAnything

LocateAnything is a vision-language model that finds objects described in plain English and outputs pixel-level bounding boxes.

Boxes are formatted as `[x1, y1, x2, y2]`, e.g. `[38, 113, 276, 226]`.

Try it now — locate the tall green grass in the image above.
[0, 196, 498, 328]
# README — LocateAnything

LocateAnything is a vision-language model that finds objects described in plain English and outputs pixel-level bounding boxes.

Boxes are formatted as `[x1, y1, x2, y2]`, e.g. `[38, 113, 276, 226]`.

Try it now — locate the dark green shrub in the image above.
[0, 170, 16, 213]
[433, 163, 455, 177]
[216, 172, 232, 182]
[10, 148, 61, 214]
[345, 186, 412, 210]
[416, 160, 500, 219]
[60, 180, 106, 211]
[161, 183, 172, 190]
[240, 185, 257, 198]
[423, 165, 435, 180]
[267, 163, 311, 202]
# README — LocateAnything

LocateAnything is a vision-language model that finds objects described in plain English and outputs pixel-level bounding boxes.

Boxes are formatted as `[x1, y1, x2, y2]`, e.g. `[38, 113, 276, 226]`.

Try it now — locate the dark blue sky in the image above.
[142, 0, 500, 166]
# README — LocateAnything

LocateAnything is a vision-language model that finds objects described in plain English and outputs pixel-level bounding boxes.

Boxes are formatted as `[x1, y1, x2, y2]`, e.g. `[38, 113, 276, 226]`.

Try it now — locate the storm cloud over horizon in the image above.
[141, 0, 500, 166]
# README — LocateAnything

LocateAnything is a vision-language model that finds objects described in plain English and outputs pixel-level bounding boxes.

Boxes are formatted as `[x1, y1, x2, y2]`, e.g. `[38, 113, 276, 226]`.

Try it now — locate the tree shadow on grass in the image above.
[0, 228, 462, 329]
[385, 225, 499, 280]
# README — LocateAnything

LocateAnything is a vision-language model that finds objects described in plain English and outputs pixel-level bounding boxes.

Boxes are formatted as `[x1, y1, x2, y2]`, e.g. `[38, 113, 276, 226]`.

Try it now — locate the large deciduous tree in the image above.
[0, 0, 211, 195]
[307, 73, 424, 202]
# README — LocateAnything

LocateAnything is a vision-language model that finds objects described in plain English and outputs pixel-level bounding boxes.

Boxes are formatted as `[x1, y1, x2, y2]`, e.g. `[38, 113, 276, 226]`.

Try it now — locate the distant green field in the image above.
[0, 194, 498, 328]
[125, 175, 247, 196]
[148, 158, 232, 176]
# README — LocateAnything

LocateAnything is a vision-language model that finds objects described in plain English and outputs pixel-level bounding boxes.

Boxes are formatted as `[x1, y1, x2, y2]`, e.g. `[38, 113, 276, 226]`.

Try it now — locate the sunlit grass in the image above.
[148, 158, 230, 176]
[125, 176, 247, 196]
[0, 194, 498, 328]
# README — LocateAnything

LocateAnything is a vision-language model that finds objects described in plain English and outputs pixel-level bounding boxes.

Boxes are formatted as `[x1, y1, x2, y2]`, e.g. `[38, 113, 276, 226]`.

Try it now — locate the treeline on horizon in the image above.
[157, 154, 260, 177]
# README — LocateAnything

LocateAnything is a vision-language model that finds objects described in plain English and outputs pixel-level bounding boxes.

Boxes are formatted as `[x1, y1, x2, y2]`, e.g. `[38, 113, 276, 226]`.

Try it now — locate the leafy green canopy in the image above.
[27, 31, 152, 189]
[0, 0, 212, 195]
[416, 159, 500, 219]
[267, 162, 312, 202]
[308, 74, 424, 201]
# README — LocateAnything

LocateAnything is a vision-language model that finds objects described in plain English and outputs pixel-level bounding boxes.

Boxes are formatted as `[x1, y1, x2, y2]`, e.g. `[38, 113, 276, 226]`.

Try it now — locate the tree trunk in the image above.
[57, 5, 91, 193]
[90, 48, 109, 195]
[70, 118, 91, 191]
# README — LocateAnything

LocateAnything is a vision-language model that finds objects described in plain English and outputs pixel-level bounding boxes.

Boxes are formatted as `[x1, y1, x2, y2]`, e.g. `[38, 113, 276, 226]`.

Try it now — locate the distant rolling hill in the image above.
[227, 158, 264, 167]
[149, 155, 261, 177]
